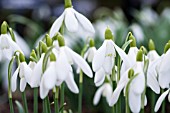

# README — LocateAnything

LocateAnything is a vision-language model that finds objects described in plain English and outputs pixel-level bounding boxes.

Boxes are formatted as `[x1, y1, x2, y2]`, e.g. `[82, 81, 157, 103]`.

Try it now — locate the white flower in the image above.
[29, 53, 45, 88]
[49, 7, 95, 37]
[154, 89, 170, 112]
[92, 39, 130, 86]
[40, 45, 93, 99]
[11, 62, 32, 92]
[147, 50, 160, 94]
[0, 34, 21, 61]
[84, 47, 96, 62]
[93, 83, 112, 105]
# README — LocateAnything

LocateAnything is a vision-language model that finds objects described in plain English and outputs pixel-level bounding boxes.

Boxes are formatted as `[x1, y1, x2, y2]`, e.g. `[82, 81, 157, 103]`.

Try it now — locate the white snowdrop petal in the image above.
[11, 67, 19, 92]
[92, 41, 107, 72]
[128, 47, 138, 65]
[129, 89, 141, 113]
[109, 83, 124, 106]
[154, 89, 170, 112]
[94, 68, 105, 86]
[65, 46, 93, 78]
[65, 72, 79, 93]
[87, 47, 96, 62]
[22, 62, 32, 85]
[40, 78, 49, 99]
[49, 12, 65, 37]
[145, 95, 147, 106]
[74, 9, 95, 33]
[65, 8, 78, 32]
[159, 50, 170, 89]
[93, 85, 105, 105]
[111, 41, 131, 67]
[105, 84, 112, 104]
[2, 49, 13, 60]
[43, 62, 57, 89]
[30, 54, 44, 88]
[20, 78, 27, 92]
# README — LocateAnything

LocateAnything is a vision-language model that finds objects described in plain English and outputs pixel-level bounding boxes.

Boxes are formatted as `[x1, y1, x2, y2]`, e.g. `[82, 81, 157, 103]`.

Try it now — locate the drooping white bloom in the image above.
[84, 47, 96, 62]
[40, 44, 93, 99]
[0, 34, 21, 61]
[29, 53, 45, 88]
[93, 82, 112, 105]
[147, 49, 160, 94]
[49, 7, 95, 37]
[154, 89, 170, 112]
[11, 62, 32, 92]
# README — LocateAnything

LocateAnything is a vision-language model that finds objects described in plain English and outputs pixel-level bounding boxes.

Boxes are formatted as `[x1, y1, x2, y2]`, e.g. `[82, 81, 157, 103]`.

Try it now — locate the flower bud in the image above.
[57, 34, 65, 47]
[128, 32, 136, 47]
[1, 21, 8, 34]
[64, 0, 72, 8]
[30, 49, 37, 61]
[45, 34, 53, 47]
[19, 52, 25, 62]
[89, 38, 95, 47]
[164, 43, 170, 53]
[148, 39, 155, 51]
[105, 27, 114, 40]
[140, 46, 147, 55]
[50, 52, 56, 61]
[128, 68, 134, 79]
[136, 49, 143, 62]
[40, 41, 47, 53]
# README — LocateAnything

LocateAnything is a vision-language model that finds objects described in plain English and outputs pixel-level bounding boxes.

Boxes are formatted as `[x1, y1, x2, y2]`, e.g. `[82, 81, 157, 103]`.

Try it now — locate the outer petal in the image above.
[56, 48, 71, 81]
[87, 47, 96, 62]
[65, 8, 78, 32]
[111, 41, 131, 67]
[93, 85, 105, 105]
[30, 53, 44, 88]
[65, 46, 93, 78]
[109, 83, 124, 106]
[74, 9, 95, 33]
[104, 84, 113, 105]
[129, 88, 141, 113]
[22, 62, 32, 85]
[92, 41, 107, 72]
[94, 68, 105, 86]
[11, 67, 19, 92]
[158, 50, 170, 89]
[154, 89, 170, 112]
[43, 62, 57, 89]
[65, 72, 79, 93]
[20, 78, 27, 92]
[49, 12, 65, 37]
[40, 78, 49, 99]
[2, 48, 13, 60]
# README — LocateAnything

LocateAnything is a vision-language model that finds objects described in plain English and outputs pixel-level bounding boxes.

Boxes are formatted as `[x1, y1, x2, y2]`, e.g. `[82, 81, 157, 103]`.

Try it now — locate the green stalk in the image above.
[8, 56, 15, 113]
[60, 83, 65, 113]
[161, 89, 165, 113]
[34, 88, 38, 113]
[54, 87, 59, 113]
[78, 70, 83, 113]
[46, 97, 51, 113]
[22, 92, 28, 113]
[151, 91, 155, 113]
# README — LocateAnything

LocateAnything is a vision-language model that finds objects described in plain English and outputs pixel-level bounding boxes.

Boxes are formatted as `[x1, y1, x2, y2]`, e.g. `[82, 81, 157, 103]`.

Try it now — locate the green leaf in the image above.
[15, 100, 24, 113]
[122, 39, 132, 51]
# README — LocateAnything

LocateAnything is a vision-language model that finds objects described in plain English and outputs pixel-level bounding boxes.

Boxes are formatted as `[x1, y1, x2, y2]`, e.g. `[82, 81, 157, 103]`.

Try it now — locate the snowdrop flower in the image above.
[110, 50, 146, 113]
[93, 82, 112, 105]
[147, 39, 160, 94]
[120, 33, 138, 76]
[49, 0, 95, 38]
[29, 42, 47, 88]
[28, 50, 37, 70]
[40, 34, 93, 99]
[154, 89, 170, 112]
[0, 22, 21, 61]
[92, 27, 130, 86]
[84, 38, 96, 62]
[11, 52, 32, 92]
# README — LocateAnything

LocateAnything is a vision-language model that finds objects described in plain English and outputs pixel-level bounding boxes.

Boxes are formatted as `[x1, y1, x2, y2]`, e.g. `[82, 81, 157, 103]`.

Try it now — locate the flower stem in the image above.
[78, 70, 83, 113]
[161, 89, 165, 113]
[9, 98, 14, 113]
[22, 91, 28, 113]
[34, 88, 38, 113]
[60, 83, 65, 113]
[46, 96, 51, 113]
[54, 87, 59, 113]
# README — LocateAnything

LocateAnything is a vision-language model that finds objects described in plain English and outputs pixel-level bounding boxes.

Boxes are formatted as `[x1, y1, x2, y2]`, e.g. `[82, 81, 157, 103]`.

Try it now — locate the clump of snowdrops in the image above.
[2, 0, 170, 113]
